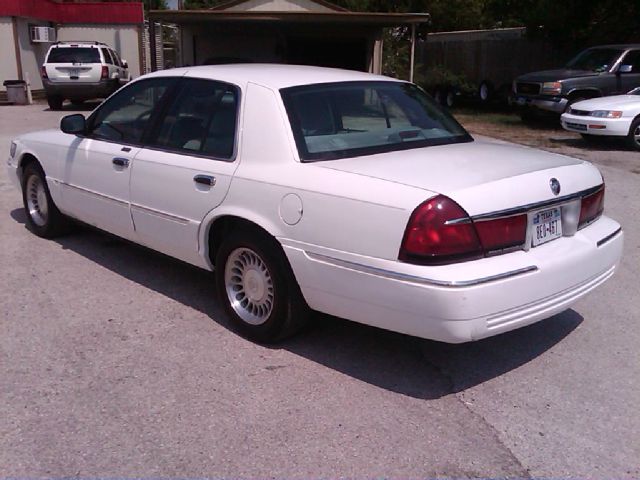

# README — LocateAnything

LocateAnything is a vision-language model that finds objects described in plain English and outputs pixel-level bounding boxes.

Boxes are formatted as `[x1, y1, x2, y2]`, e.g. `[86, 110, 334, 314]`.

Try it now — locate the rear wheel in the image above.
[46, 95, 63, 111]
[445, 89, 456, 108]
[627, 117, 640, 151]
[479, 81, 492, 103]
[21, 163, 68, 238]
[215, 229, 309, 343]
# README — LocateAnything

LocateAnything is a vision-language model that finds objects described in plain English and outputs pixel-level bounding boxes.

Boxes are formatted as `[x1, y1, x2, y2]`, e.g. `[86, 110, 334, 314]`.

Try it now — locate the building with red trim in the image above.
[0, 0, 144, 93]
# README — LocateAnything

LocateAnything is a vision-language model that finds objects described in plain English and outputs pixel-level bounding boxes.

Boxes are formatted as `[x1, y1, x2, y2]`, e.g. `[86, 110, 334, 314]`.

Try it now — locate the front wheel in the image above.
[627, 118, 640, 151]
[215, 230, 309, 343]
[46, 95, 63, 110]
[21, 163, 69, 238]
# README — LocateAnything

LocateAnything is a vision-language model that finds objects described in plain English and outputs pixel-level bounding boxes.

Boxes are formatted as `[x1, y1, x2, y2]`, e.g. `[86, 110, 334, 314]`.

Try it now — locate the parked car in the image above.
[561, 87, 640, 150]
[7, 65, 623, 344]
[41, 41, 130, 110]
[513, 44, 640, 117]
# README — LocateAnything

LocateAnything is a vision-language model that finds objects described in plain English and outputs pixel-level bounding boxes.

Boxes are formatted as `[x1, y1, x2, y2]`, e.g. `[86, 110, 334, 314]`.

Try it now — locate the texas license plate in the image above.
[531, 207, 562, 247]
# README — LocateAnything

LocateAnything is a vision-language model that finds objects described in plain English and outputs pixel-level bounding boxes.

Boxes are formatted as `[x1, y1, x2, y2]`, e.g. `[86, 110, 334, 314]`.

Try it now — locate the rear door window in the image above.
[148, 78, 239, 160]
[621, 50, 640, 72]
[47, 47, 100, 64]
[101, 48, 114, 65]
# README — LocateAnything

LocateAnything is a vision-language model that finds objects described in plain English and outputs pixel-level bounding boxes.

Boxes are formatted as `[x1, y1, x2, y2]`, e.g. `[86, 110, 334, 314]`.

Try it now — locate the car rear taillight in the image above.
[41, 66, 48, 79]
[101, 66, 108, 80]
[399, 195, 483, 265]
[399, 195, 529, 265]
[579, 185, 605, 228]
[474, 214, 527, 252]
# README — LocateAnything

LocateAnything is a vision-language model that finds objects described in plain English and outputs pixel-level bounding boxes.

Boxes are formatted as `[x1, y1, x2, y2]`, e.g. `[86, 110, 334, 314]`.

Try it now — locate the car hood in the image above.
[571, 94, 640, 111]
[516, 69, 599, 82]
[314, 140, 602, 216]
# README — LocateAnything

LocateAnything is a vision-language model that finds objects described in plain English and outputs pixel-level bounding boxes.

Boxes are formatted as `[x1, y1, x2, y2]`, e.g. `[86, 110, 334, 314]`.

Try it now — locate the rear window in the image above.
[281, 81, 472, 161]
[47, 47, 101, 64]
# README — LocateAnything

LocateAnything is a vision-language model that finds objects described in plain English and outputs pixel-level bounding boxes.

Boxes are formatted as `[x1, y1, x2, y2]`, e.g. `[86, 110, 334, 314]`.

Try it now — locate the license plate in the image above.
[531, 207, 562, 247]
[69, 69, 79, 77]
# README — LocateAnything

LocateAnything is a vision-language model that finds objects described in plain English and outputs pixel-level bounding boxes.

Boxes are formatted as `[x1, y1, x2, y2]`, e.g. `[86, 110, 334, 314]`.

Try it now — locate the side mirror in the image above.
[618, 64, 633, 74]
[60, 114, 86, 135]
[122, 60, 129, 69]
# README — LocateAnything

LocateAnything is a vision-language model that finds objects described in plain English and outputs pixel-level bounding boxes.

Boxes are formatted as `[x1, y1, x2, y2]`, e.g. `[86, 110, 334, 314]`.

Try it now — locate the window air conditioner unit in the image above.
[30, 26, 57, 43]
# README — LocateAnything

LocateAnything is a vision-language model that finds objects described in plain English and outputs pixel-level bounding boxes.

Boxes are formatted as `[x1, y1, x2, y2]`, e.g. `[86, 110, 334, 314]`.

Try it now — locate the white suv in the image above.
[41, 41, 130, 110]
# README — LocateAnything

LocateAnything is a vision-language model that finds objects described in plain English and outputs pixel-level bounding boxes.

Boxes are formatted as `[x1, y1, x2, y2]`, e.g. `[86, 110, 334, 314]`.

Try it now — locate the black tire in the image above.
[215, 228, 309, 343]
[21, 162, 69, 238]
[627, 117, 640, 151]
[46, 95, 63, 111]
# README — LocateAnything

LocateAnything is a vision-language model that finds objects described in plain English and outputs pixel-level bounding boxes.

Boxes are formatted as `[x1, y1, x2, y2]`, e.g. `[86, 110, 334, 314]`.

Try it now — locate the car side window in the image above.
[111, 49, 123, 68]
[148, 78, 239, 159]
[100, 48, 114, 65]
[88, 78, 176, 144]
[621, 50, 640, 72]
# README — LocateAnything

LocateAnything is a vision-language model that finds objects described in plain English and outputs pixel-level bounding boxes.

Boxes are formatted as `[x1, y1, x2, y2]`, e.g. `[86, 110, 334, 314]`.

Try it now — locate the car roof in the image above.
[143, 64, 402, 90]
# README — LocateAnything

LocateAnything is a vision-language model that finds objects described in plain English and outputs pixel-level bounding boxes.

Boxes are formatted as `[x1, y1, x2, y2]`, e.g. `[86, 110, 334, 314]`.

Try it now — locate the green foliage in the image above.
[183, 0, 228, 8]
[144, 0, 168, 10]
[419, 65, 475, 94]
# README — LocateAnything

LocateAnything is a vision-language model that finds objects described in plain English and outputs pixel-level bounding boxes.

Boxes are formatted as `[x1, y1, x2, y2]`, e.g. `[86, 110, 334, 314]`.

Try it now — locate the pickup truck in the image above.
[513, 44, 640, 116]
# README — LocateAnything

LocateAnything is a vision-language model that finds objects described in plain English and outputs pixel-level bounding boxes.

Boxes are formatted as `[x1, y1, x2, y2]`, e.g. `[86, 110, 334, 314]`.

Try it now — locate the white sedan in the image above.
[561, 87, 640, 150]
[7, 65, 623, 343]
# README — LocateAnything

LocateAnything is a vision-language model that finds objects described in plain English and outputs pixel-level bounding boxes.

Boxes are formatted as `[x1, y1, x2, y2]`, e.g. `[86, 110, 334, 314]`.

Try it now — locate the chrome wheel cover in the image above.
[224, 247, 274, 325]
[480, 83, 489, 101]
[26, 174, 48, 227]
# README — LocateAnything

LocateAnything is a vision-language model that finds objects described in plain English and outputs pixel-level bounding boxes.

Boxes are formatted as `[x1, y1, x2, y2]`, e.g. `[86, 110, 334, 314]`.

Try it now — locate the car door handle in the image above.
[194, 174, 216, 187]
[112, 157, 129, 167]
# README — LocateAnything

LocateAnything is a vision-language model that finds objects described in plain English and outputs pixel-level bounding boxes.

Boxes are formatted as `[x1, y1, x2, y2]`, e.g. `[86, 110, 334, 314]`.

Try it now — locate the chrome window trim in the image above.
[305, 251, 538, 288]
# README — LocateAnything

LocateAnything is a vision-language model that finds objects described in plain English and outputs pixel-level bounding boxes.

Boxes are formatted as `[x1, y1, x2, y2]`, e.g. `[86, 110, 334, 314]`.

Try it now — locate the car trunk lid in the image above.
[314, 140, 602, 216]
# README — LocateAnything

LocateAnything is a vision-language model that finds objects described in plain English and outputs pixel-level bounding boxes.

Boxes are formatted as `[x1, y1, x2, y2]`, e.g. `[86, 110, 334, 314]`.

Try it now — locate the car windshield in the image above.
[565, 48, 624, 73]
[281, 81, 472, 161]
[47, 47, 100, 64]
[629, 87, 640, 95]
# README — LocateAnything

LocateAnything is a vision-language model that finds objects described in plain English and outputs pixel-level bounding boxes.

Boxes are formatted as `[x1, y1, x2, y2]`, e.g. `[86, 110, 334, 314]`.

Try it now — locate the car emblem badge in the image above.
[550, 178, 561, 196]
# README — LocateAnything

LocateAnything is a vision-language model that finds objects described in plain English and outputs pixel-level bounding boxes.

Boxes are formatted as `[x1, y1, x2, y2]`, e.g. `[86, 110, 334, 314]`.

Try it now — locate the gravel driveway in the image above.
[1, 102, 638, 477]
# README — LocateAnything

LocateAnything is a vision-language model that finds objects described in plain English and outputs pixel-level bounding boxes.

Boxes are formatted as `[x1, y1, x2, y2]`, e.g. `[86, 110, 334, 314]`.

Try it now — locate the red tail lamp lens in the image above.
[399, 195, 483, 264]
[41, 66, 48, 79]
[101, 66, 108, 80]
[579, 186, 604, 228]
[475, 215, 527, 252]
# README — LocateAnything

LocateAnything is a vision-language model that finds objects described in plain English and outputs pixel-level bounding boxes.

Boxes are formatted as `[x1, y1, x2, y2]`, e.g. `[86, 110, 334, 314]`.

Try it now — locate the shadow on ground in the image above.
[43, 100, 102, 113]
[548, 136, 633, 152]
[10, 208, 582, 399]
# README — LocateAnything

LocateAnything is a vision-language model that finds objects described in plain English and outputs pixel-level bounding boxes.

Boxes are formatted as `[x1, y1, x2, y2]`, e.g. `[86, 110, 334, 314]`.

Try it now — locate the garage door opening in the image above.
[286, 36, 368, 72]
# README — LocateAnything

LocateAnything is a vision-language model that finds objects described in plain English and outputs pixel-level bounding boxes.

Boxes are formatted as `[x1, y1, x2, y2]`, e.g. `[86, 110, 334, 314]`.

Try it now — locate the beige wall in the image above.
[0, 17, 19, 92]
[57, 25, 142, 78]
[225, 0, 334, 12]
[15, 17, 51, 91]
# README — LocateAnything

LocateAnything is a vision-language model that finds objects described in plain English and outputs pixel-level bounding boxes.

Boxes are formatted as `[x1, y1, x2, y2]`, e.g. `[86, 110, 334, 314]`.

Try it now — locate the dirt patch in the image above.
[453, 108, 639, 173]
